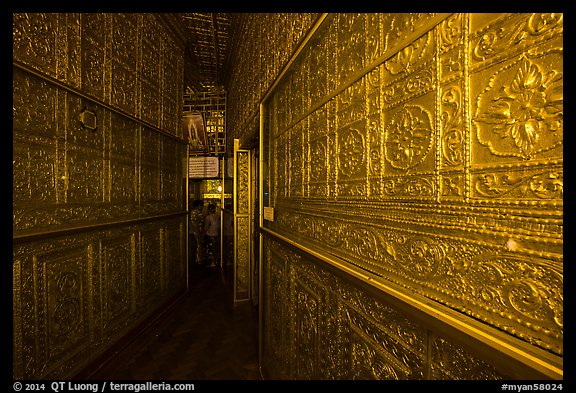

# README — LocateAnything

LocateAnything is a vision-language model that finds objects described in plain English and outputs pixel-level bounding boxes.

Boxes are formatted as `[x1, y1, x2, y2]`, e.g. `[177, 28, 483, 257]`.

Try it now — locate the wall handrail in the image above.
[13, 211, 188, 244]
[13, 60, 188, 145]
[260, 225, 563, 380]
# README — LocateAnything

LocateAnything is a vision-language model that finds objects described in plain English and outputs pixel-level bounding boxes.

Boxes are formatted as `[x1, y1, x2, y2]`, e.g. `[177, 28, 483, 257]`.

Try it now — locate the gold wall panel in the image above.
[12, 68, 187, 234]
[429, 335, 504, 380]
[13, 13, 187, 379]
[13, 219, 186, 379]
[226, 13, 320, 149]
[262, 238, 507, 380]
[101, 232, 136, 335]
[255, 13, 562, 379]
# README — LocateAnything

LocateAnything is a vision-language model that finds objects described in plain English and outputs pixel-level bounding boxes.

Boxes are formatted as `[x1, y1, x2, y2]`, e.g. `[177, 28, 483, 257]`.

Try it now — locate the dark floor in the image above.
[87, 263, 261, 380]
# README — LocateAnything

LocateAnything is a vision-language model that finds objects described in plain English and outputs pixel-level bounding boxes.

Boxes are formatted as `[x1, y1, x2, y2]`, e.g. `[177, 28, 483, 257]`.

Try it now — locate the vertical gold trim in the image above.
[233, 144, 252, 303]
[233, 139, 239, 301]
[435, 25, 442, 205]
[185, 143, 189, 290]
[220, 157, 225, 268]
[248, 150, 252, 301]
[258, 102, 265, 377]
[463, 13, 472, 204]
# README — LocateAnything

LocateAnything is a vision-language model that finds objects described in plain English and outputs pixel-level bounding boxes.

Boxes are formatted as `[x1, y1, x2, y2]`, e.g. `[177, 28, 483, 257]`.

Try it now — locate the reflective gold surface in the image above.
[13, 13, 187, 379]
[12, 12, 563, 380]
[262, 237, 505, 379]
[234, 142, 252, 301]
[252, 13, 562, 379]
[226, 13, 320, 148]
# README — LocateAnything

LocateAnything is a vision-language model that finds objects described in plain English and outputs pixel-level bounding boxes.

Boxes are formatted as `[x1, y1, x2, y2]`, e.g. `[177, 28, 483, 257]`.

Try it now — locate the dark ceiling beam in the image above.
[159, 13, 188, 46]
[184, 46, 204, 93]
[179, 12, 232, 91]
[211, 13, 221, 87]
[221, 13, 245, 89]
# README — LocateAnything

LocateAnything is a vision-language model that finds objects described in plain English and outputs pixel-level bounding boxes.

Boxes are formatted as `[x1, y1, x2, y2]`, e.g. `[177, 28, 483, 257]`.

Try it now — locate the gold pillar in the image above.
[234, 139, 252, 302]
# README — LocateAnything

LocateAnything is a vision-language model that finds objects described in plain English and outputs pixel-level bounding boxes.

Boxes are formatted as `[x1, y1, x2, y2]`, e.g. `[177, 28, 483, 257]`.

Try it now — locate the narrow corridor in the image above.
[85, 264, 261, 380]
[12, 13, 564, 381]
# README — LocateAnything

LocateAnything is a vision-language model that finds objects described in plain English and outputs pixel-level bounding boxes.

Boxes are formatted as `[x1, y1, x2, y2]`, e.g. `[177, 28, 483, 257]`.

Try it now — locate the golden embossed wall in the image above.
[250, 13, 562, 379]
[13, 13, 187, 379]
[226, 13, 320, 147]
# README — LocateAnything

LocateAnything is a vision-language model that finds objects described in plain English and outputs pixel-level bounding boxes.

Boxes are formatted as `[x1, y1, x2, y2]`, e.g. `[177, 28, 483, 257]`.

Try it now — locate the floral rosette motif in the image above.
[474, 55, 563, 160]
[385, 105, 433, 171]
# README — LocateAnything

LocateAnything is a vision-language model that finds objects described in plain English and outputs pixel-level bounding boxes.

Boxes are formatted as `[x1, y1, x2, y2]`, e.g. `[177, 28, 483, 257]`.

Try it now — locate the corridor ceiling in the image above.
[176, 13, 234, 92]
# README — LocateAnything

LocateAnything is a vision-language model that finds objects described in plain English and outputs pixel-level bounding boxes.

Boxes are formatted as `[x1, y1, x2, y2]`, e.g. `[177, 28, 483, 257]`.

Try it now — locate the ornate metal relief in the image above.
[263, 238, 510, 380]
[473, 54, 562, 157]
[272, 205, 562, 355]
[226, 13, 319, 144]
[259, 12, 562, 379]
[293, 273, 321, 379]
[341, 285, 427, 379]
[429, 335, 504, 379]
[101, 233, 135, 332]
[469, 13, 563, 207]
[13, 218, 186, 379]
[262, 241, 290, 378]
[384, 104, 435, 171]
[13, 13, 187, 379]
[13, 13, 83, 87]
[236, 216, 250, 297]
[234, 149, 251, 300]
[14, 235, 92, 379]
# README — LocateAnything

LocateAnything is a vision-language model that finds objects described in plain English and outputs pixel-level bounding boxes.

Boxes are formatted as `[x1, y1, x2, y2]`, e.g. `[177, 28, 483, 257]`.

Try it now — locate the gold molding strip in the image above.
[233, 138, 252, 302]
[186, 144, 190, 291]
[13, 211, 188, 244]
[12, 60, 188, 145]
[277, 203, 562, 260]
[259, 226, 563, 380]
[258, 102, 265, 375]
[259, 102, 265, 230]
